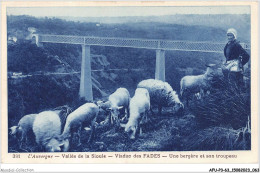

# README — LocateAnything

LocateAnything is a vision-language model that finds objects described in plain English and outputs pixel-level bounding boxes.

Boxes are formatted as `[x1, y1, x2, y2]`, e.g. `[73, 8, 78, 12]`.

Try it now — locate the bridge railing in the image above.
[32, 34, 250, 101]
[35, 34, 250, 53]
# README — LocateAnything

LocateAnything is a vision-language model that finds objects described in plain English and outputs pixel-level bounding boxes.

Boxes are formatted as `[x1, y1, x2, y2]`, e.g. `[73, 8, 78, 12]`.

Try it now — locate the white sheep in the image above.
[180, 64, 218, 106]
[52, 105, 73, 132]
[98, 87, 130, 125]
[61, 103, 99, 149]
[121, 88, 150, 140]
[137, 79, 183, 115]
[33, 111, 68, 152]
[9, 113, 37, 149]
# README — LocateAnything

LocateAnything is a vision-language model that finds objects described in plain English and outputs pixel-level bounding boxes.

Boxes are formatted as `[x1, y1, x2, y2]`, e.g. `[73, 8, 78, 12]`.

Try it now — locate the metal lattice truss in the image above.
[36, 34, 250, 53]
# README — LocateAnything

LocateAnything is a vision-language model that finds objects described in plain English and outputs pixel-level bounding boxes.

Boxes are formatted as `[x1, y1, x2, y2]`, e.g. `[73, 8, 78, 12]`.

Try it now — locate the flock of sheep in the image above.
[9, 64, 220, 152]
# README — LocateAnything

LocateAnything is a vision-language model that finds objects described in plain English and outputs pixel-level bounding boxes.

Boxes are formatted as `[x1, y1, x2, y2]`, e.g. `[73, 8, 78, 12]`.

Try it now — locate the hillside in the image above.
[8, 15, 233, 41]
[59, 14, 250, 42]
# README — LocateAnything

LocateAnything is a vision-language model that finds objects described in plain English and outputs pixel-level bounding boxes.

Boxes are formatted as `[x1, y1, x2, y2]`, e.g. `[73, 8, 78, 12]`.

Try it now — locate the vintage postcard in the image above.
[1, 1, 259, 167]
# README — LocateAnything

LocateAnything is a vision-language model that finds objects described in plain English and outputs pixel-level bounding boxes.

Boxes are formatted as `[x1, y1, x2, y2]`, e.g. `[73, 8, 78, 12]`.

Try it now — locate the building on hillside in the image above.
[28, 27, 37, 33]
[26, 27, 37, 40]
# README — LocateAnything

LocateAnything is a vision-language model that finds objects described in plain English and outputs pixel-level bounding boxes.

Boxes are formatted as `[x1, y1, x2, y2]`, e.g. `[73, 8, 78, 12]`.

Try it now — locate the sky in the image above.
[7, 6, 250, 17]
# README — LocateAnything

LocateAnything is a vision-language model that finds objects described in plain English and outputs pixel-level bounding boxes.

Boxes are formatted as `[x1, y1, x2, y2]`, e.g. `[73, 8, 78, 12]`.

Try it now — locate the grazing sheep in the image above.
[98, 88, 130, 124]
[180, 64, 218, 106]
[121, 88, 150, 140]
[61, 103, 99, 149]
[9, 114, 37, 149]
[33, 111, 67, 152]
[137, 79, 183, 115]
[52, 105, 73, 132]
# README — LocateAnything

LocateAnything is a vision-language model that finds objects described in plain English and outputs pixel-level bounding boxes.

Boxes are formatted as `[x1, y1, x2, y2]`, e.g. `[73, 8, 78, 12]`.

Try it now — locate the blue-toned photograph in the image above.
[7, 6, 251, 152]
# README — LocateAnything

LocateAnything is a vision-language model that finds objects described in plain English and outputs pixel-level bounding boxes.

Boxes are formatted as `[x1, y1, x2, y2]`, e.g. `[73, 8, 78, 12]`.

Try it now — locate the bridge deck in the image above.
[36, 34, 250, 53]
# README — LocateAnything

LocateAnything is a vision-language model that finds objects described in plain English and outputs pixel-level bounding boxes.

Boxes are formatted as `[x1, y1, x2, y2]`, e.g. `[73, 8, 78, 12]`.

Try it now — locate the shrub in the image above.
[190, 75, 250, 130]
[183, 125, 251, 151]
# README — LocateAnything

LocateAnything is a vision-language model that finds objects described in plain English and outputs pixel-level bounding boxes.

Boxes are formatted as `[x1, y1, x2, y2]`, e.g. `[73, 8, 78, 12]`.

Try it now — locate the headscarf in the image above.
[226, 28, 237, 39]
